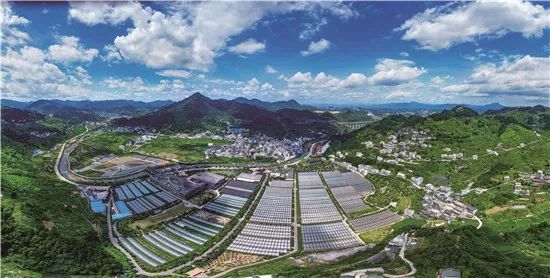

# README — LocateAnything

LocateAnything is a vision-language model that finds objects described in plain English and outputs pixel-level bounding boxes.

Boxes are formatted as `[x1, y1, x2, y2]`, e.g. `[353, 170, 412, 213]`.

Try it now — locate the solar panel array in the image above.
[228, 181, 294, 256]
[114, 180, 178, 215]
[115, 180, 159, 200]
[119, 237, 167, 267]
[119, 175, 260, 267]
[322, 172, 374, 197]
[298, 172, 324, 189]
[204, 194, 247, 217]
[119, 211, 224, 267]
[301, 221, 363, 252]
[250, 186, 293, 225]
[328, 186, 369, 215]
[299, 188, 342, 224]
[349, 210, 401, 233]
[270, 180, 294, 188]
[220, 180, 259, 198]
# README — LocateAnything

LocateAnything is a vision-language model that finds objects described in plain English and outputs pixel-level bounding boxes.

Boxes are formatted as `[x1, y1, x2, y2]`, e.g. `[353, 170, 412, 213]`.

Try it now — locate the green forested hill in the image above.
[1, 114, 123, 275]
[329, 106, 550, 190]
[324, 106, 550, 277]
[112, 92, 337, 138]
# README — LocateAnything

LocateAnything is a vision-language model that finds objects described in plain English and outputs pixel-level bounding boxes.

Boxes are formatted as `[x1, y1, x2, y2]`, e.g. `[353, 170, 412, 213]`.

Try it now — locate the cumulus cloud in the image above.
[299, 18, 328, 40]
[301, 38, 331, 56]
[69, 1, 355, 71]
[265, 65, 277, 74]
[0, 46, 95, 99]
[47, 36, 98, 64]
[101, 44, 123, 63]
[368, 59, 426, 86]
[240, 78, 274, 94]
[1, 3, 31, 46]
[156, 69, 192, 79]
[1, 46, 64, 82]
[285, 71, 366, 90]
[442, 55, 550, 97]
[68, 1, 148, 26]
[340, 73, 367, 88]
[399, 52, 409, 57]
[430, 75, 451, 85]
[397, 0, 550, 50]
[228, 39, 266, 55]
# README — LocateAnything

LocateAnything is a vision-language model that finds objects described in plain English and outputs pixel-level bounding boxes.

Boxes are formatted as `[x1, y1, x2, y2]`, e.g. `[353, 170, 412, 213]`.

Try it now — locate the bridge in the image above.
[339, 121, 370, 130]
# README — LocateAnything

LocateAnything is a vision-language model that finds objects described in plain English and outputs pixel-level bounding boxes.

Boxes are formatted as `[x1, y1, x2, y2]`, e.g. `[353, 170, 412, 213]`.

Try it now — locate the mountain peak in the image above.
[187, 92, 209, 100]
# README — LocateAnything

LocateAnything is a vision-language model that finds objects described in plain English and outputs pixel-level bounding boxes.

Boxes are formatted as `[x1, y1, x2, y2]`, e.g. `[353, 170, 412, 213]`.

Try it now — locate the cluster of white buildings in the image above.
[440, 149, 464, 160]
[122, 134, 158, 149]
[519, 170, 550, 187]
[206, 134, 305, 162]
[334, 161, 392, 177]
[421, 186, 477, 222]
[373, 128, 433, 164]
[113, 126, 154, 133]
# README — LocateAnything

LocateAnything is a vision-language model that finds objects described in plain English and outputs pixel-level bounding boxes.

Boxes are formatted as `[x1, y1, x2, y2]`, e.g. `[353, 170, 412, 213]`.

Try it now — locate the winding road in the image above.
[53, 129, 330, 277]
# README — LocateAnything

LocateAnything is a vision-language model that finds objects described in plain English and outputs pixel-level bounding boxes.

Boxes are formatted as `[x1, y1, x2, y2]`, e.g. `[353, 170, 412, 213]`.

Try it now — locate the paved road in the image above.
[54, 132, 325, 276]
[106, 175, 270, 276]
[383, 233, 416, 278]
[56, 128, 149, 184]
[56, 128, 323, 185]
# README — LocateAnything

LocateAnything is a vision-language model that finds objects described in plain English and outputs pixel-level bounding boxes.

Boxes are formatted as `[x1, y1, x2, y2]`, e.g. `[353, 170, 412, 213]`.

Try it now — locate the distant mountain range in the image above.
[233, 97, 313, 111]
[317, 101, 506, 113]
[1, 99, 172, 114]
[112, 93, 336, 138]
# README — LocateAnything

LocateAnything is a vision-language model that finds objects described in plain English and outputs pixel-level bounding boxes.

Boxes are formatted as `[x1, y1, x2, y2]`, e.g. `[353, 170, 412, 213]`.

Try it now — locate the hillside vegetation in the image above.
[1, 137, 123, 274]
[113, 93, 337, 138]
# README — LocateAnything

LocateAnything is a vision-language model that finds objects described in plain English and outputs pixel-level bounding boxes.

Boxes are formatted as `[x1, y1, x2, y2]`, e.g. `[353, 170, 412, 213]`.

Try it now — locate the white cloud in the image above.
[286, 72, 313, 86]
[385, 89, 413, 99]
[397, 0, 550, 51]
[156, 69, 192, 79]
[265, 65, 277, 74]
[228, 39, 266, 55]
[285, 71, 366, 90]
[299, 18, 327, 40]
[69, 1, 355, 71]
[1, 3, 31, 46]
[443, 55, 550, 97]
[301, 38, 331, 56]
[68, 1, 148, 26]
[101, 44, 123, 63]
[261, 82, 274, 91]
[368, 59, 426, 86]
[340, 73, 367, 88]
[399, 51, 409, 57]
[47, 36, 98, 64]
[243, 77, 261, 92]
[242, 78, 274, 93]
[1, 46, 64, 82]
[0, 46, 96, 100]
[430, 75, 451, 85]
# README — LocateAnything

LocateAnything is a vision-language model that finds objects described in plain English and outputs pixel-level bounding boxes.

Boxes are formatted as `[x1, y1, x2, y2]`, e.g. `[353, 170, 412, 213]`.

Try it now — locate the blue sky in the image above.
[1, 1, 549, 106]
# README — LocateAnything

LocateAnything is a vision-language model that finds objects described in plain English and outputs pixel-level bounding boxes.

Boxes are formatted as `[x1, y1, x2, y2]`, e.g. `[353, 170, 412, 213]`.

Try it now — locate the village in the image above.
[205, 134, 307, 162]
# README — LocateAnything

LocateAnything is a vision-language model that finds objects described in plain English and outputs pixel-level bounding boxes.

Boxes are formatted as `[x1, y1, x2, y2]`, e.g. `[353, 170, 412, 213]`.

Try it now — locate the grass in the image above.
[129, 203, 193, 230]
[70, 132, 137, 169]
[135, 136, 229, 162]
[189, 191, 217, 206]
[366, 175, 423, 213]
[358, 219, 425, 244]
